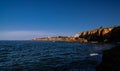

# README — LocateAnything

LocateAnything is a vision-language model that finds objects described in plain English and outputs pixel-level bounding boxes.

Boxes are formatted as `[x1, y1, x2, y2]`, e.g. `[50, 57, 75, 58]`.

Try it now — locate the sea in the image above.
[0, 40, 118, 71]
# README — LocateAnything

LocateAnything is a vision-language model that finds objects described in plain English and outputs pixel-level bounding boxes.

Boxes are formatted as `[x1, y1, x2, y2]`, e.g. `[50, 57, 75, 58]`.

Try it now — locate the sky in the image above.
[0, 0, 120, 40]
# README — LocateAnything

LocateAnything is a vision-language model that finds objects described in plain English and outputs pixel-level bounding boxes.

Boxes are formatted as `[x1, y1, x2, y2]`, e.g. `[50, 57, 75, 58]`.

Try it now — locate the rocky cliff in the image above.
[32, 26, 120, 43]
[74, 26, 120, 42]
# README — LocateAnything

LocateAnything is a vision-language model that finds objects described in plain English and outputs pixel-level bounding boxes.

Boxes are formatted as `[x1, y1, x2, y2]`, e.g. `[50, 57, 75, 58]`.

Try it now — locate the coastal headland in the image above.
[32, 26, 120, 43]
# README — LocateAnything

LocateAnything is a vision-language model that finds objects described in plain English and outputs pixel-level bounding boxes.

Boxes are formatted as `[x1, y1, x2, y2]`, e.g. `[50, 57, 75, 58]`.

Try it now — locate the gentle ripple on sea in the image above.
[0, 41, 116, 71]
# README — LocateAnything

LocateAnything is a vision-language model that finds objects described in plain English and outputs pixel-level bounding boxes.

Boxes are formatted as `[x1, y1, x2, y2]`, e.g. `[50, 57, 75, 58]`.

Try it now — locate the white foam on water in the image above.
[90, 53, 99, 56]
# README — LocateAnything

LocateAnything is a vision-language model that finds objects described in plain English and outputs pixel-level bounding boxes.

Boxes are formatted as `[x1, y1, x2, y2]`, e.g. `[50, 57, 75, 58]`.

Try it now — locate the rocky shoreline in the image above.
[96, 45, 120, 71]
[32, 26, 120, 43]
[32, 26, 120, 71]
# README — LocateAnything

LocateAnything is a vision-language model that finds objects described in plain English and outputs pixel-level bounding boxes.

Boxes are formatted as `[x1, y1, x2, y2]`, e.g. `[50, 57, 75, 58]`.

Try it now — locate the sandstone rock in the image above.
[74, 26, 120, 42]
[32, 26, 120, 43]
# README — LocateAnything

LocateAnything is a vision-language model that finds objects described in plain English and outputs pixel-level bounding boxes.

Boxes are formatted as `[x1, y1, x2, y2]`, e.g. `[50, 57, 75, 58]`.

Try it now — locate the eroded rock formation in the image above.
[74, 26, 120, 42]
[32, 26, 120, 43]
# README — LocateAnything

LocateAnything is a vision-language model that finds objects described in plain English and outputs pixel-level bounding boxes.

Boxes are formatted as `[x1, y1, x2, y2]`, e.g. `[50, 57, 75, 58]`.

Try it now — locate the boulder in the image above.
[96, 45, 120, 71]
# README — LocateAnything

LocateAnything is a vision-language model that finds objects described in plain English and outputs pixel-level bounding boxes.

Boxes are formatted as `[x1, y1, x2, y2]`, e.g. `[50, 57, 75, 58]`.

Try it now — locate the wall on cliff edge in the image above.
[74, 26, 120, 42]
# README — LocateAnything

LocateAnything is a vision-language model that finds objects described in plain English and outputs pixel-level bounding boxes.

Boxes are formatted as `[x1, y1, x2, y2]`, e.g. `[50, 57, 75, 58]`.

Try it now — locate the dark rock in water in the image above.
[96, 45, 120, 71]
[109, 26, 120, 42]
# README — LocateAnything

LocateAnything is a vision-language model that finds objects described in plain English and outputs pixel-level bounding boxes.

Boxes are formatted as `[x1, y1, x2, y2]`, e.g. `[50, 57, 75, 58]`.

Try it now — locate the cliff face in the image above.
[32, 26, 120, 43]
[74, 26, 120, 42]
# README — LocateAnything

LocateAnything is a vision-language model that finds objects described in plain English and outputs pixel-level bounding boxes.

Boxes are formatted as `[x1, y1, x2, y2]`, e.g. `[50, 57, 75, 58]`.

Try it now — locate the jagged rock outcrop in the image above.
[74, 26, 120, 42]
[96, 45, 120, 71]
[109, 27, 120, 42]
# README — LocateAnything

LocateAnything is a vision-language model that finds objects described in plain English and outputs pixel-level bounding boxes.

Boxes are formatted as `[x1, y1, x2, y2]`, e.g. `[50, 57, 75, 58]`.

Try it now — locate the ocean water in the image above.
[0, 41, 116, 71]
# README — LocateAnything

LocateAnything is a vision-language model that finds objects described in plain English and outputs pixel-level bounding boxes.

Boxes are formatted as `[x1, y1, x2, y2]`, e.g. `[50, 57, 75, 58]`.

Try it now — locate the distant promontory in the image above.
[32, 26, 120, 43]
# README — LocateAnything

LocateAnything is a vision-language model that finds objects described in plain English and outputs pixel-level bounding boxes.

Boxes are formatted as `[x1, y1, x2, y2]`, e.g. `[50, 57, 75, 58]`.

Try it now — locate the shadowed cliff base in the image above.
[32, 26, 120, 43]
[96, 45, 120, 71]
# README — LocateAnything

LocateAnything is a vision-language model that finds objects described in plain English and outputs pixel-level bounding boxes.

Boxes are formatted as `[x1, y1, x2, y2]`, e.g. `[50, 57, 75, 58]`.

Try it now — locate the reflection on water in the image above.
[0, 41, 116, 71]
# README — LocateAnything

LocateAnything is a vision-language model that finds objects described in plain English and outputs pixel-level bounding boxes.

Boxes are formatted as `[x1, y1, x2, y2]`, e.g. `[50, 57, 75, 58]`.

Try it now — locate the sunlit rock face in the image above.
[74, 26, 120, 42]
[32, 26, 120, 43]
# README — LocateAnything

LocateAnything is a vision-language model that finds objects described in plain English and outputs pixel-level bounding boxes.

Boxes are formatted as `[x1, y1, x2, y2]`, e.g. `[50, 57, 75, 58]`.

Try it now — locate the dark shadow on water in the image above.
[0, 56, 101, 71]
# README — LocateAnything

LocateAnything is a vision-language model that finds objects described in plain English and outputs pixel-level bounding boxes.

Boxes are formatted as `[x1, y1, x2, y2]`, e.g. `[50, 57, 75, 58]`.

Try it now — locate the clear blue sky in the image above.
[0, 0, 120, 40]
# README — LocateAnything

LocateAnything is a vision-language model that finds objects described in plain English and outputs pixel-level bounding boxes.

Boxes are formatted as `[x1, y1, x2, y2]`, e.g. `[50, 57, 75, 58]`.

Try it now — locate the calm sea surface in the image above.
[0, 41, 117, 71]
